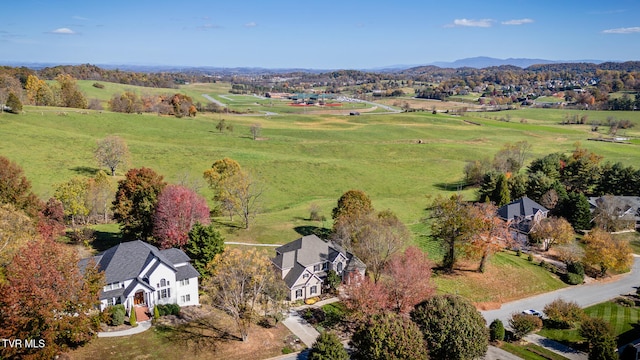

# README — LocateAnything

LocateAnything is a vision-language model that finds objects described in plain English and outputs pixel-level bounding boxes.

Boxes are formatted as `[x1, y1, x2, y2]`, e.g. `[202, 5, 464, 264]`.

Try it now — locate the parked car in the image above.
[522, 309, 543, 318]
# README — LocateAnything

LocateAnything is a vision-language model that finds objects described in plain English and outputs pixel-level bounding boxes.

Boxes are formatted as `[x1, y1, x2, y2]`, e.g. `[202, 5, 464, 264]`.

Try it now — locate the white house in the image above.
[271, 235, 366, 301]
[80, 240, 200, 316]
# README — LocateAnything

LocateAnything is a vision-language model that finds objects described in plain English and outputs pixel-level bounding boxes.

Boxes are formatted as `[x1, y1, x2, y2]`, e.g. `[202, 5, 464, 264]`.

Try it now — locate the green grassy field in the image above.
[2, 94, 640, 246]
[538, 300, 640, 348]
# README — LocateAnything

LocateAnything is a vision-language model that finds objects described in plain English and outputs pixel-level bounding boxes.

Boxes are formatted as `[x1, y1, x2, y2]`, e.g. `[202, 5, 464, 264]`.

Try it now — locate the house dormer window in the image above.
[313, 264, 320, 272]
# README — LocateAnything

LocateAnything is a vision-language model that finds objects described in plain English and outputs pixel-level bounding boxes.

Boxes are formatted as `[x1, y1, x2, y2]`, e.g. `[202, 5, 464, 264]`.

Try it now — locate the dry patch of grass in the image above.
[65, 307, 293, 360]
[434, 251, 566, 304]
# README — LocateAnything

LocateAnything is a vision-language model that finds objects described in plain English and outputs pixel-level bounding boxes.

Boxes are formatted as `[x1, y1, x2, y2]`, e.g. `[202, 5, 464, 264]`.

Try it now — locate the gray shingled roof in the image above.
[497, 196, 548, 220]
[161, 248, 191, 265]
[176, 264, 200, 281]
[85, 240, 177, 284]
[273, 235, 336, 269]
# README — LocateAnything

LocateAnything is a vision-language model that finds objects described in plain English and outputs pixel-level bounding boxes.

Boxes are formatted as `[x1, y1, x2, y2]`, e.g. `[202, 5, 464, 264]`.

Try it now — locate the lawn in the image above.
[499, 341, 570, 360]
[2, 100, 639, 248]
[538, 300, 640, 349]
[66, 305, 295, 360]
[433, 250, 566, 304]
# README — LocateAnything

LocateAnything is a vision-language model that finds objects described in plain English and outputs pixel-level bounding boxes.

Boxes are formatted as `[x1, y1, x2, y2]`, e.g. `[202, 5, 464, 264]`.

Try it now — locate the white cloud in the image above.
[73, 16, 89, 20]
[49, 28, 77, 35]
[602, 27, 640, 34]
[244, 22, 257, 28]
[502, 18, 534, 25]
[197, 23, 222, 31]
[448, 19, 494, 28]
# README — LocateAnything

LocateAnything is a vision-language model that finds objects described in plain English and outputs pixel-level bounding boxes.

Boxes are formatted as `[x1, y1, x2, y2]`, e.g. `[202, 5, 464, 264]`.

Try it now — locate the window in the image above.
[313, 264, 320, 272]
[104, 282, 124, 292]
[295, 289, 303, 298]
[303, 273, 309, 279]
[310, 286, 317, 295]
[107, 298, 115, 306]
[337, 262, 343, 272]
[180, 294, 191, 303]
[158, 288, 171, 299]
[180, 279, 190, 286]
[322, 262, 328, 270]
[160, 279, 166, 287]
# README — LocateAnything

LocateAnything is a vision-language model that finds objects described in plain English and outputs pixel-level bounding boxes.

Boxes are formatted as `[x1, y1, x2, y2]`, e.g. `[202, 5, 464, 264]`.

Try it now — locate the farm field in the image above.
[2, 89, 640, 246]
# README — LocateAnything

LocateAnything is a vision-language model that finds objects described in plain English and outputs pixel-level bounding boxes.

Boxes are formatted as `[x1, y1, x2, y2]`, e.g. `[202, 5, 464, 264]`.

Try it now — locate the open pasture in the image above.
[1, 102, 639, 245]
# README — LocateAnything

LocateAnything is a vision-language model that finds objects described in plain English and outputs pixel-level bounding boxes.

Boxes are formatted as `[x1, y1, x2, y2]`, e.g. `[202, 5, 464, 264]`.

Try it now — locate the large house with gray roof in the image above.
[497, 196, 549, 244]
[272, 235, 366, 301]
[80, 240, 200, 315]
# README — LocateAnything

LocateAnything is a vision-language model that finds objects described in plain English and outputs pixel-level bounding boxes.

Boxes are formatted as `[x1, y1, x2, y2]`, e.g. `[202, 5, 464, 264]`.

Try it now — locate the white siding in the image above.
[148, 263, 177, 306]
[176, 275, 200, 306]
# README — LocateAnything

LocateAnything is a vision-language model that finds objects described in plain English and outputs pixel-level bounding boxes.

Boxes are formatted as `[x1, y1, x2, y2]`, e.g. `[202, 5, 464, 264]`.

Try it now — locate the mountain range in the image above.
[2, 57, 609, 73]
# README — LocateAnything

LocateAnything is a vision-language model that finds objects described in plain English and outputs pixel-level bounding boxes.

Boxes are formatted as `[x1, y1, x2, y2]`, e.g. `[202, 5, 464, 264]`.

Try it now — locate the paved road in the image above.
[202, 94, 226, 107]
[224, 241, 282, 247]
[482, 256, 640, 325]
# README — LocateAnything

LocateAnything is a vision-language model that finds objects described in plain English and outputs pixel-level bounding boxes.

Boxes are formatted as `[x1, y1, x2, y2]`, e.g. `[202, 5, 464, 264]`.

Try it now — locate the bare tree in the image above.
[204, 248, 277, 341]
[334, 210, 409, 283]
[593, 195, 635, 232]
[250, 123, 262, 140]
[94, 135, 130, 176]
[222, 171, 263, 229]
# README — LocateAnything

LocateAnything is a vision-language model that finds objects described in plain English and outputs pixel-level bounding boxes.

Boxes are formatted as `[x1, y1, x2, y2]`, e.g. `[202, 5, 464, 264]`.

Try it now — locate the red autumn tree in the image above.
[153, 184, 210, 249]
[384, 246, 435, 314]
[340, 272, 388, 319]
[467, 202, 512, 273]
[36, 197, 66, 242]
[0, 238, 104, 359]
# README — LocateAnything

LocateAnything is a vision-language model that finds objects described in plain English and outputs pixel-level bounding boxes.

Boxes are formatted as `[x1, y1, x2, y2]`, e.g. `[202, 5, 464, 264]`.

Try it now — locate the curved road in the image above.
[482, 255, 640, 325]
[201, 94, 226, 107]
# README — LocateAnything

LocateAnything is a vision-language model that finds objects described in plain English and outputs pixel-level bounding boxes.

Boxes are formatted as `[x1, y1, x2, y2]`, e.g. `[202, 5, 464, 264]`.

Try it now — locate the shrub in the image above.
[566, 261, 585, 277]
[564, 272, 584, 285]
[509, 313, 542, 340]
[129, 308, 137, 327]
[92, 82, 105, 89]
[108, 305, 126, 326]
[615, 297, 635, 307]
[489, 319, 505, 342]
[153, 305, 160, 320]
[282, 346, 294, 354]
[527, 254, 533, 262]
[543, 299, 584, 329]
[309, 332, 349, 360]
[516, 249, 522, 257]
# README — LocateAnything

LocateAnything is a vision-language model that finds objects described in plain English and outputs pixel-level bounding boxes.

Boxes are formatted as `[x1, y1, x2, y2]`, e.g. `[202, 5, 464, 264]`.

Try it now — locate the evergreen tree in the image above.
[308, 332, 349, 360]
[351, 312, 428, 360]
[5, 92, 22, 113]
[185, 222, 225, 278]
[489, 319, 505, 342]
[411, 295, 488, 360]
[492, 173, 510, 206]
[129, 307, 137, 327]
[560, 192, 592, 231]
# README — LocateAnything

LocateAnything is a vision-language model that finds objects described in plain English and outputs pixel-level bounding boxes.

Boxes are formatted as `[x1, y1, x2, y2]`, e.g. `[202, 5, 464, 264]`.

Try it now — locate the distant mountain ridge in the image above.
[427, 56, 604, 69]
[0, 57, 610, 73]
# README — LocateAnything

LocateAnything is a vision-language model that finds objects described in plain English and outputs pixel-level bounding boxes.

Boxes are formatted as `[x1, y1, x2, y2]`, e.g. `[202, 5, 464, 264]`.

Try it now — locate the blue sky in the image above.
[1, 0, 639, 69]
